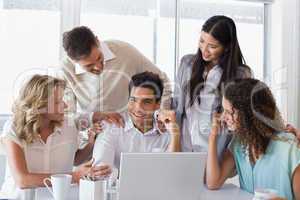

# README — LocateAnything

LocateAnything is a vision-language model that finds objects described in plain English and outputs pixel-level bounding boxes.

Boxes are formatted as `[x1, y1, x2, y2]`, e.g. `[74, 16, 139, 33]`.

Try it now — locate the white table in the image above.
[201, 184, 253, 199]
[35, 183, 253, 200]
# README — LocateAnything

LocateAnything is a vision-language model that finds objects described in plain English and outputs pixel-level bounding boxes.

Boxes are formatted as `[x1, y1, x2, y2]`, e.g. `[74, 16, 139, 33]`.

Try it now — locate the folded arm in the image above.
[206, 126, 236, 190]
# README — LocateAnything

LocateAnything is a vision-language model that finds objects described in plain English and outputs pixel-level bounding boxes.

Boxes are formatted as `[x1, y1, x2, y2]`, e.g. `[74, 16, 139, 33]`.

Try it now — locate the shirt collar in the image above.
[203, 65, 221, 79]
[53, 126, 63, 135]
[75, 41, 116, 75]
[124, 113, 160, 136]
[35, 125, 63, 144]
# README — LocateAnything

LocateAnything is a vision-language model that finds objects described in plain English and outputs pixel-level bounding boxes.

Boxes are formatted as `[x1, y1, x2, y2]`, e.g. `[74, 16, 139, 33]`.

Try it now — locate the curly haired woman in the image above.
[206, 78, 300, 200]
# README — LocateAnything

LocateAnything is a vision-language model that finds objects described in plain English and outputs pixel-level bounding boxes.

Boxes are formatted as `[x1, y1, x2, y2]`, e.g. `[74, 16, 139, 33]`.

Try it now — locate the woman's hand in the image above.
[285, 124, 300, 141]
[211, 112, 222, 137]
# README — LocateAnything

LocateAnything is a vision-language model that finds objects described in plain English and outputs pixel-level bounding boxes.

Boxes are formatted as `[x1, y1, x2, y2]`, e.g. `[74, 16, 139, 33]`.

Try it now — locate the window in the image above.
[81, 0, 264, 82]
[179, 0, 264, 79]
[0, 0, 60, 113]
[80, 0, 176, 81]
[0, 0, 266, 114]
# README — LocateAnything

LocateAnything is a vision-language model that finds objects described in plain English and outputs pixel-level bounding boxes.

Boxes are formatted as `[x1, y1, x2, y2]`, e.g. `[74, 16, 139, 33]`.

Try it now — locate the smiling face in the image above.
[222, 96, 240, 132]
[77, 44, 104, 75]
[199, 31, 225, 65]
[127, 86, 160, 132]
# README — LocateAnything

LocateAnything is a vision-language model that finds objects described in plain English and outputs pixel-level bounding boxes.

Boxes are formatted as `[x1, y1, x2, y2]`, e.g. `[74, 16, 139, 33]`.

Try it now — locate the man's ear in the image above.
[155, 100, 161, 110]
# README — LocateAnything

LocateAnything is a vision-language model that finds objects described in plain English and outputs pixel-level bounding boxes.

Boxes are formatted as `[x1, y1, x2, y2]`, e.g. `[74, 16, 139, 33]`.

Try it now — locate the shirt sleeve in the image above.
[92, 123, 118, 167]
[0, 119, 23, 154]
[288, 140, 300, 178]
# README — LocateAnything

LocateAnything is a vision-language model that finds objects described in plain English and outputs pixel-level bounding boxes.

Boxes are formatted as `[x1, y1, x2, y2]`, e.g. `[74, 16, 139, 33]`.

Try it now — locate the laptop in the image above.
[118, 152, 207, 200]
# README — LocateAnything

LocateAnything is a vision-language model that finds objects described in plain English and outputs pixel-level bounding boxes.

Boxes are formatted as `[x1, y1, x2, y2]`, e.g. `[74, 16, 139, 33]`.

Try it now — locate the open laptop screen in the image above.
[118, 152, 207, 200]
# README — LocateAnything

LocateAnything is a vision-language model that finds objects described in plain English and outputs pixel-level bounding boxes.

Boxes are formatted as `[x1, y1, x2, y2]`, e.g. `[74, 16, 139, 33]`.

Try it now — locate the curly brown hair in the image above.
[224, 78, 285, 163]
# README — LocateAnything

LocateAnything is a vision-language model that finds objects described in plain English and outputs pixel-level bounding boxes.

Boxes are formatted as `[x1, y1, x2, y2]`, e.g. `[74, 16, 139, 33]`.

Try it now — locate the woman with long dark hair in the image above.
[206, 78, 300, 200]
[173, 15, 252, 154]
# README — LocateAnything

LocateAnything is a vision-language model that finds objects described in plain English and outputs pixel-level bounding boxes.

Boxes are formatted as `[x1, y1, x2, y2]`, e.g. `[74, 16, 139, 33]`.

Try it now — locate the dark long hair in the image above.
[224, 78, 285, 163]
[187, 15, 249, 106]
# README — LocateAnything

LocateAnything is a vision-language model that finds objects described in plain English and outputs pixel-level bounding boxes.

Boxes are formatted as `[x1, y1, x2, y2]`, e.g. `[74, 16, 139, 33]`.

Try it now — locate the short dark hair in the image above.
[62, 26, 98, 60]
[129, 72, 164, 102]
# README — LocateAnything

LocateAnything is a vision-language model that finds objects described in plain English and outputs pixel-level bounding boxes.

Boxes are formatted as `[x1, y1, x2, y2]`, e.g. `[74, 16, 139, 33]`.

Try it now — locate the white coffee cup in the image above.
[253, 188, 279, 200]
[43, 174, 72, 200]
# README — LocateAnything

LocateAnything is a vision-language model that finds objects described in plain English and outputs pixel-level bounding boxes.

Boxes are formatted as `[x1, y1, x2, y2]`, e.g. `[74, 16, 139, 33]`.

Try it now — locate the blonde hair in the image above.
[12, 75, 66, 144]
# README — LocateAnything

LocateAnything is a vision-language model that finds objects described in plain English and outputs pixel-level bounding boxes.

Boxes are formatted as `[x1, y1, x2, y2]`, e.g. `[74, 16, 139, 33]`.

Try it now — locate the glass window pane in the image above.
[179, 0, 264, 79]
[81, 0, 176, 81]
[0, 0, 60, 113]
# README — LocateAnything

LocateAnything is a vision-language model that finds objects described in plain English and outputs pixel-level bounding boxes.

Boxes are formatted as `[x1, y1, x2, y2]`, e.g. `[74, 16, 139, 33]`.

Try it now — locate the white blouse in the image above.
[0, 117, 80, 199]
[182, 65, 232, 157]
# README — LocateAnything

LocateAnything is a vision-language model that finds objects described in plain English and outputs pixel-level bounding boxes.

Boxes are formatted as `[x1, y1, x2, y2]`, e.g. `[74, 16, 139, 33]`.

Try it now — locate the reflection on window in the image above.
[81, 0, 264, 83]
[0, 0, 60, 113]
[80, 0, 176, 81]
[179, 0, 264, 80]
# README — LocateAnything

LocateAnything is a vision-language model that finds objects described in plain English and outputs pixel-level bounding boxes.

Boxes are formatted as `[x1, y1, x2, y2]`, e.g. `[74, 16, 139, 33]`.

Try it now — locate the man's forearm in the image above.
[74, 143, 94, 165]
[167, 127, 181, 152]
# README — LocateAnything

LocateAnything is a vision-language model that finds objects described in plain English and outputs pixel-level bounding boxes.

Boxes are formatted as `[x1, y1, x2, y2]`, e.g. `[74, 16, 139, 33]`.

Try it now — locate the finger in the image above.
[104, 117, 114, 124]
[93, 164, 111, 170]
[88, 129, 96, 139]
[111, 117, 121, 126]
[108, 113, 124, 127]
[93, 167, 112, 177]
[93, 123, 101, 129]
[92, 125, 102, 133]
[106, 116, 122, 127]
[118, 116, 125, 128]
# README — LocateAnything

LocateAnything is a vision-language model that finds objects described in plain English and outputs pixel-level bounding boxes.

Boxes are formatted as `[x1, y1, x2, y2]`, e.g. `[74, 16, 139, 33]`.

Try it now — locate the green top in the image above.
[230, 132, 300, 200]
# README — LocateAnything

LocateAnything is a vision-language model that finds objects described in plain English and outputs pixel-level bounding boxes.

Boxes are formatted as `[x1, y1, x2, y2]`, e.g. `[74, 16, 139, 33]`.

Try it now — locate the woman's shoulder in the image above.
[236, 65, 253, 79]
[177, 54, 195, 82]
[271, 132, 300, 173]
[271, 131, 300, 154]
[273, 131, 298, 144]
[180, 54, 195, 68]
[0, 118, 24, 152]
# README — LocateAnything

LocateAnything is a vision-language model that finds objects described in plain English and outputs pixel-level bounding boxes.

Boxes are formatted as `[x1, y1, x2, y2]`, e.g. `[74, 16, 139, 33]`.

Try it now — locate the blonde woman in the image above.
[0, 75, 111, 198]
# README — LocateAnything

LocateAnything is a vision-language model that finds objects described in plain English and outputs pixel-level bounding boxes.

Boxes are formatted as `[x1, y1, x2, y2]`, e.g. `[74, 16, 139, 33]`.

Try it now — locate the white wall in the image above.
[0, 156, 5, 186]
[269, 0, 300, 127]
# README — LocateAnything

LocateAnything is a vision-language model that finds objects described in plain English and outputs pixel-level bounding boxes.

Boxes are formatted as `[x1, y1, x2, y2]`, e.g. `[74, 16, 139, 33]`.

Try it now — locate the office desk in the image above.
[35, 183, 253, 200]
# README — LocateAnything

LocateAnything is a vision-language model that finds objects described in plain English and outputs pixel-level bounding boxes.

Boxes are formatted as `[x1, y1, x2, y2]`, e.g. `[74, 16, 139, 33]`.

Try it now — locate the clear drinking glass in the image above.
[104, 178, 119, 200]
[20, 188, 36, 200]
